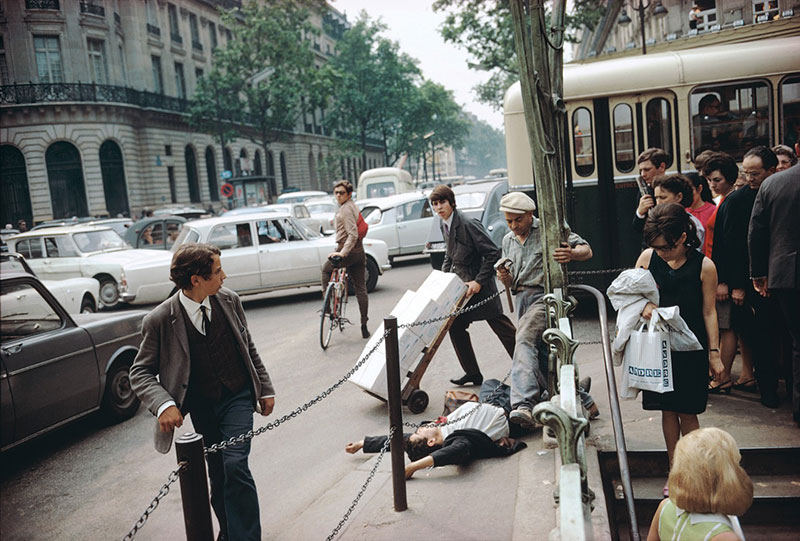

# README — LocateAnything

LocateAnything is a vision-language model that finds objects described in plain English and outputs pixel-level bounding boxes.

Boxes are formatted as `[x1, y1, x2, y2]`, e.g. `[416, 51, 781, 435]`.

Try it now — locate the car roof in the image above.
[453, 178, 507, 194]
[277, 190, 327, 199]
[7, 224, 115, 239]
[184, 211, 293, 228]
[360, 192, 426, 210]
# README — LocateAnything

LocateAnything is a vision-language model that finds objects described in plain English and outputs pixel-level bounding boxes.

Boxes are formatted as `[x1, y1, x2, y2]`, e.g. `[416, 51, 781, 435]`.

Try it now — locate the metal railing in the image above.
[0, 82, 190, 113]
[80, 2, 104, 17]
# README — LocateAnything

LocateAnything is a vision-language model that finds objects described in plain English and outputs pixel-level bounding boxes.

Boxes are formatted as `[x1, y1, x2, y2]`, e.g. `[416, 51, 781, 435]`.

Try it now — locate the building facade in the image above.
[573, 0, 800, 61]
[0, 0, 384, 226]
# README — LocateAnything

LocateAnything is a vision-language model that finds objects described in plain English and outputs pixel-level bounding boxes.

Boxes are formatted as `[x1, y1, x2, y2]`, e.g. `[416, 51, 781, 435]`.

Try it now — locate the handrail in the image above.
[571, 284, 640, 541]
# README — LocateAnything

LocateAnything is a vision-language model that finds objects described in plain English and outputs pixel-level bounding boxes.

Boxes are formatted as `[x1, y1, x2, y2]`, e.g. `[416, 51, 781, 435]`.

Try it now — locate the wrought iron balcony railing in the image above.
[0, 82, 189, 114]
[147, 24, 161, 37]
[80, 2, 105, 16]
[114, 12, 121, 25]
[192, 40, 203, 52]
[171, 33, 183, 45]
[26, 0, 60, 9]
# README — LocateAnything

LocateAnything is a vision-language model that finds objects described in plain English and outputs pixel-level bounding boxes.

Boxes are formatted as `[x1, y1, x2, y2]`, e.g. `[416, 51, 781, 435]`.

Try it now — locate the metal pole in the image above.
[639, 2, 648, 55]
[384, 315, 408, 512]
[175, 432, 214, 541]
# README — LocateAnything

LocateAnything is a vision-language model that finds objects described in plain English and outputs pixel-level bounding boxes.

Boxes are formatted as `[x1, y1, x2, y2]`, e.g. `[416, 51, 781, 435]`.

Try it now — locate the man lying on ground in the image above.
[345, 380, 527, 479]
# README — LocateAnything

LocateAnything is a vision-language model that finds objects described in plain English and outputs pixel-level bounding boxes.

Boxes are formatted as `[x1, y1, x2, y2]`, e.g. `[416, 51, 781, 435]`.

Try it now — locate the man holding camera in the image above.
[496, 192, 593, 428]
[429, 185, 516, 386]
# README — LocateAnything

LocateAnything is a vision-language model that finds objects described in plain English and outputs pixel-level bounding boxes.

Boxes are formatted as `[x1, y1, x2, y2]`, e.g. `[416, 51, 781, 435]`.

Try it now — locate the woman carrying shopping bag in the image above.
[635, 203, 725, 495]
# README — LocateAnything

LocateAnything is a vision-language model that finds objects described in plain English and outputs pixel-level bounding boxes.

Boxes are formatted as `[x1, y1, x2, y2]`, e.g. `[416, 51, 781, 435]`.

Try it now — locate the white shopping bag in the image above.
[620, 312, 673, 397]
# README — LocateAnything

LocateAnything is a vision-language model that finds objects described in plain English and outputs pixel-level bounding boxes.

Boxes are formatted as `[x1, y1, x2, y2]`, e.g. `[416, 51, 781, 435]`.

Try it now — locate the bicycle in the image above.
[320, 255, 353, 349]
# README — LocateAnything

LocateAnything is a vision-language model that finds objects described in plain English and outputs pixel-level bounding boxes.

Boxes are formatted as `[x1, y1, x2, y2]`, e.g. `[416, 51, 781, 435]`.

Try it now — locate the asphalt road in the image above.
[0, 255, 608, 540]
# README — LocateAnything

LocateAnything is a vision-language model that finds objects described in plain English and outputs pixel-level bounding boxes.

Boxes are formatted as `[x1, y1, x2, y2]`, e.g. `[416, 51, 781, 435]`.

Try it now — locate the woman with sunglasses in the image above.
[635, 203, 725, 494]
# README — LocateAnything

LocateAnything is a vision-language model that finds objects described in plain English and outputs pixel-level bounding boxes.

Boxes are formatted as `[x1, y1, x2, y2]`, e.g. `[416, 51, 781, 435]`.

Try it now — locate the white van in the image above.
[356, 168, 415, 200]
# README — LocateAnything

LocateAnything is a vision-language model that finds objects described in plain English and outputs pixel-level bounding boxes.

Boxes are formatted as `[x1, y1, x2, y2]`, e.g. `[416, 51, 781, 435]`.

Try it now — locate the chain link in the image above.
[122, 461, 187, 541]
[568, 267, 630, 277]
[326, 427, 394, 541]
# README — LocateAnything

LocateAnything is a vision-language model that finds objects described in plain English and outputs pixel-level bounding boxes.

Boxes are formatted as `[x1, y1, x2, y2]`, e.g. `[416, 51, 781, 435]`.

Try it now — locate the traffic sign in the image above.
[220, 183, 234, 197]
[221, 170, 233, 180]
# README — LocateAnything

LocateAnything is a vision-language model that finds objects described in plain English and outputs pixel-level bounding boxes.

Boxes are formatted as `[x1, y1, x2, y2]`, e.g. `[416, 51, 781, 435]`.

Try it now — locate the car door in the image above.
[0, 278, 99, 445]
[256, 218, 320, 287]
[206, 222, 261, 292]
[13, 238, 46, 277]
[395, 198, 434, 255]
[39, 235, 83, 279]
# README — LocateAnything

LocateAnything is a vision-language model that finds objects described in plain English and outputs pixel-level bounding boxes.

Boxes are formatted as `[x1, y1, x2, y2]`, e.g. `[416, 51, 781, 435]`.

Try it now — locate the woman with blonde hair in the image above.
[647, 427, 753, 540]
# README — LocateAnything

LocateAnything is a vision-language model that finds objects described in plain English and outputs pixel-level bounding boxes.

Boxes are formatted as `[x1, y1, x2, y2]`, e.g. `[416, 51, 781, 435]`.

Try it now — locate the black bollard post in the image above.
[175, 432, 214, 541]
[384, 316, 408, 512]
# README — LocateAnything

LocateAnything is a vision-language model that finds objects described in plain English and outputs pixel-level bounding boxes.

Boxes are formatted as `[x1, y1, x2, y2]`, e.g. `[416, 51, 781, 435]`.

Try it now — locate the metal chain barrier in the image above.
[122, 461, 187, 541]
[568, 267, 630, 277]
[326, 427, 394, 541]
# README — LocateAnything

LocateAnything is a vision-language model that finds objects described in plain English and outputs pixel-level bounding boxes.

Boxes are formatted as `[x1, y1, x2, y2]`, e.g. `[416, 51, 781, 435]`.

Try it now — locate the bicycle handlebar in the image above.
[328, 255, 344, 267]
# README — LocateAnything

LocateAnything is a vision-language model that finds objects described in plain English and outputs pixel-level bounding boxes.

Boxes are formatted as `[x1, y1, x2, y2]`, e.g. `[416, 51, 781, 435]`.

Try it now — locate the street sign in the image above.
[221, 170, 233, 180]
[220, 183, 234, 197]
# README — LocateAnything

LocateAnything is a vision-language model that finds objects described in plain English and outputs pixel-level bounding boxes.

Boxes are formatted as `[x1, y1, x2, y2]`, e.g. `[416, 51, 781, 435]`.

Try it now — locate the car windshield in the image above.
[306, 203, 336, 214]
[71, 230, 128, 253]
[171, 226, 201, 251]
[455, 192, 487, 209]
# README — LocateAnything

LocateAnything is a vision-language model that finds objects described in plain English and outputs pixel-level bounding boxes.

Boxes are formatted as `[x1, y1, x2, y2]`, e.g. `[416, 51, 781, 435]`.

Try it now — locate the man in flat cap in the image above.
[496, 192, 593, 428]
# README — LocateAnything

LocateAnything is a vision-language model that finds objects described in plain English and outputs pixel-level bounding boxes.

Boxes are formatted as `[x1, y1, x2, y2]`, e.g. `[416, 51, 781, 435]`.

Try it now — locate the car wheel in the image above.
[101, 361, 141, 422]
[365, 257, 379, 293]
[429, 252, 444, 271]
[98, 278, 120, 307]
[80, 295, 96, 313]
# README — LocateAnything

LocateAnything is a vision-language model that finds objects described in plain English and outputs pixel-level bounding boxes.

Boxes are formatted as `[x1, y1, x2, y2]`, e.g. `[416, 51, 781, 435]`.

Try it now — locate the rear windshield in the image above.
[455, 192, 487, 209]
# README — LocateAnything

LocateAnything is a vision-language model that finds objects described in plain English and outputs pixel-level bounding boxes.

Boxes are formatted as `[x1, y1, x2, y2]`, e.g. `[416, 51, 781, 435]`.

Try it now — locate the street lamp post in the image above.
[618, 0, 668, 54]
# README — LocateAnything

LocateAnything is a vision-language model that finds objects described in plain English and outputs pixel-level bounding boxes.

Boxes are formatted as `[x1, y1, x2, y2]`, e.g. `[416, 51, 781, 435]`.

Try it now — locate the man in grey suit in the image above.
[749, 147, 800, 427]
[130, 243, 275, 540]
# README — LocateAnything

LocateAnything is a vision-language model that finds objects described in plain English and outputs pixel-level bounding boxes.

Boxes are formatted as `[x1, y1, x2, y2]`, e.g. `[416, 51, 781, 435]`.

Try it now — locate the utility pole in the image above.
[509, 0, 569, 293]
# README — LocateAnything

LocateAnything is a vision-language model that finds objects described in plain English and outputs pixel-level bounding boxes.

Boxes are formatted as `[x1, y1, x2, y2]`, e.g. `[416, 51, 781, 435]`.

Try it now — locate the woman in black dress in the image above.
[635, 203, 725, 471]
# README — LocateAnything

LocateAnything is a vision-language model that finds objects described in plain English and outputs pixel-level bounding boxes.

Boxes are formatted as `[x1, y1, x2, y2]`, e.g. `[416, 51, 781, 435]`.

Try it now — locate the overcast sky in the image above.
[331, 0, 505, 131]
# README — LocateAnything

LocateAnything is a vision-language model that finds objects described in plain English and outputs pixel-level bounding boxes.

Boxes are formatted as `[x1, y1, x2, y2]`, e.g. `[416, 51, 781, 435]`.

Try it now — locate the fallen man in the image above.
[345, 380, 527, 479]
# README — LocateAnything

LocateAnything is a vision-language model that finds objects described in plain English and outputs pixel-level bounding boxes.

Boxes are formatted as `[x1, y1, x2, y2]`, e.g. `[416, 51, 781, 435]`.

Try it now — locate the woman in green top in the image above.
[647, 427, 752, 541]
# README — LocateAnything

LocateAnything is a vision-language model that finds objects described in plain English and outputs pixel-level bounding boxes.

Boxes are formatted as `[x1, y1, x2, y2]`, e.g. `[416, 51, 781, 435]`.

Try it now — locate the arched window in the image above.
[0, 145, 33, 228]
[308, 152, 318, 190]
[318, 151, 325, 186]
[266, 152, 276, 198]
[185, 145, 201, 203]
[205, 146, 218, 201]
[46, 141, 88, 218]
[99, 140, 130, 217]
[279, 152, 288, 189]
[223, 147, 233, 174]
[254, 150, 263, 176]
[236, 147, 248, 176]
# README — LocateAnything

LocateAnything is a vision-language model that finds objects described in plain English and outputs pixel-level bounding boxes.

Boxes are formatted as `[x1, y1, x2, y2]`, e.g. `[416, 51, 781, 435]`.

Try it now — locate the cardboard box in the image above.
[390, 291, 448, 346]
[415, 270, 466, 313]
[350, 327, 423, 399]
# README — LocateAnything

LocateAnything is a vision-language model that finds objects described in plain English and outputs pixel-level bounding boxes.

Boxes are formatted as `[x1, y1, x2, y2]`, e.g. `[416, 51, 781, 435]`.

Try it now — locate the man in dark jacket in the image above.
[345, 380, 526, 479]
[749, 147, 800, 425]
[429, 185, 516, 387]
[713, 146, 779, 407]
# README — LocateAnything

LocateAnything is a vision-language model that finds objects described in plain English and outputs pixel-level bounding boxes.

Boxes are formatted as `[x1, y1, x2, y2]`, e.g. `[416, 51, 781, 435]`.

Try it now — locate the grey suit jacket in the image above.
[748, 163, 800, 290]
[130, 287, 275, 453]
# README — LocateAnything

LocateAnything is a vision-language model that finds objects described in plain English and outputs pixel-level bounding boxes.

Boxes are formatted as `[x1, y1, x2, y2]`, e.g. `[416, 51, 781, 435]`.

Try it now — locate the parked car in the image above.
[1, 229, 20, 253]
[124, 216, 186, 250]
[152, 206, 209, 220]
[1, 253, 100, 313]
[119, 211, 392, 304]
[276, 190, 328, 204]
[0, 269, 146, 451]
[304, 196, 337, 234]
[423, 178, 509, 269]
[30, 217, 133, 236]
[5, 225, 170, 307]
[356, 168, 415, 200]
[264, 203, 327, 234]
[359, 193, 434, 260]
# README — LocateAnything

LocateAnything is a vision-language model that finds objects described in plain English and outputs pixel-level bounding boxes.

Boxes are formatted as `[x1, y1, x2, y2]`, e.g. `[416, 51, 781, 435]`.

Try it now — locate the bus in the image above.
[504, 35, 800, 285]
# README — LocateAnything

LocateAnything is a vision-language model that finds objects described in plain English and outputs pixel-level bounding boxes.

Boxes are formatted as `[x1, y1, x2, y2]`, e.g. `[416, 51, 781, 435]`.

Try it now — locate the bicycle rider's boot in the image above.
[361, 324, 370, 339]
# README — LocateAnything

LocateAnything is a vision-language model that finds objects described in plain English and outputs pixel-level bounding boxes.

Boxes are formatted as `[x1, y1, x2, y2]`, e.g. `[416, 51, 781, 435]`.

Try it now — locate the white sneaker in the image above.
[509, 406, 537, 429]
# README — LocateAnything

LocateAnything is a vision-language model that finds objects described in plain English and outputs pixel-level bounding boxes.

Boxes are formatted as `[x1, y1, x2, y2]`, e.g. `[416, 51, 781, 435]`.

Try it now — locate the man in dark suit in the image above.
[429, 185, 516, 386]
[714, 146, 779, 408]
[749, 146, 800, 426]
[130, 243, 275, 541]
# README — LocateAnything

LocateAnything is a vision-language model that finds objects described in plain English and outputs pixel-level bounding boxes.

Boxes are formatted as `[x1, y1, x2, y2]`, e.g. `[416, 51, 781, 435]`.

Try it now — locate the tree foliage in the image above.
[433, 0, 606, 109]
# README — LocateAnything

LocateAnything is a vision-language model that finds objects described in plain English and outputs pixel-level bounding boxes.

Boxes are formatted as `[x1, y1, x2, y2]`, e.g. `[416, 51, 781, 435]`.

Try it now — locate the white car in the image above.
[118, 211, 392, 305]
[360, 193, 434, 259]
[303, 196, 337, 234]
[276, 190, 328, 204]
[1, 253, 101, 313]
[5, 225, 168, 308]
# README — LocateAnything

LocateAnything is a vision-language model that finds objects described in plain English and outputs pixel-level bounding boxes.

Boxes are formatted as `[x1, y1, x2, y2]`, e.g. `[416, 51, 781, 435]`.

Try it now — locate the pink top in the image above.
[687, 202, 716, 230]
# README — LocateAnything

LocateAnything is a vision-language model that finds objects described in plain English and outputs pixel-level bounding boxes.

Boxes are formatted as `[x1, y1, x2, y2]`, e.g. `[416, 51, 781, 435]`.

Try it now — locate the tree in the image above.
[433, 0, 606, 109]
[457, 115, 507, 178]
[190, 0, 325, 198]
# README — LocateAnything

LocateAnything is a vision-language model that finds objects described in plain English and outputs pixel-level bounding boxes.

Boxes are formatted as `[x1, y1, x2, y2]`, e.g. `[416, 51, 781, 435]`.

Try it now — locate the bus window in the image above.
[613, 103, 635, 173]
[780, 75, 800, 148]
[690, 80, 771, 161]
[572, 107, 594, 177]
[646, 98, 673, 167]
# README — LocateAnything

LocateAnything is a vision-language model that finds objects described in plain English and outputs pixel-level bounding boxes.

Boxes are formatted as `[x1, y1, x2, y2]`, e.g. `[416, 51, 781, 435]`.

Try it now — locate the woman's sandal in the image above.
[708, 380, 733, 394]
[733, 378, 758, 393]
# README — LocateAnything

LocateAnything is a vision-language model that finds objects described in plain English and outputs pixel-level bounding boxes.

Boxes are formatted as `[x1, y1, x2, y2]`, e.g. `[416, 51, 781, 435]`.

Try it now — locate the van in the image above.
[356, 168, 415, 200]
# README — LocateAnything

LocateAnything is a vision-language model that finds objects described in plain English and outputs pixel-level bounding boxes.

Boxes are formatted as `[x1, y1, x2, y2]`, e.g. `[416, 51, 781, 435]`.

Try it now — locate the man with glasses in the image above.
[713, 146, 779, 407]
[322, 180, 370, 338]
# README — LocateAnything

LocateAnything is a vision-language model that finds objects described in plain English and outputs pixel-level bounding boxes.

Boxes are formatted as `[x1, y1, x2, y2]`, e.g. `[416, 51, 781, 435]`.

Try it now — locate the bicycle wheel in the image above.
[320, 283, 336, 350]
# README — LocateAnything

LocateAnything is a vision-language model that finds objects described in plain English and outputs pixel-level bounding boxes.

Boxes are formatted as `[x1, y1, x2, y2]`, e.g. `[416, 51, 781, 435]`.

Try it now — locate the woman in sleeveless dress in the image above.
[635, 203, 725, 471]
